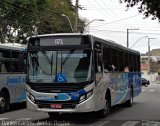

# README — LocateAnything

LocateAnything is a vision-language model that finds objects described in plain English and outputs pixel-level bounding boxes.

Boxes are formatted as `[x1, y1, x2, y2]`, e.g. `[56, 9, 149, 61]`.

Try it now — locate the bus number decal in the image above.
[54, 39, 63, 45]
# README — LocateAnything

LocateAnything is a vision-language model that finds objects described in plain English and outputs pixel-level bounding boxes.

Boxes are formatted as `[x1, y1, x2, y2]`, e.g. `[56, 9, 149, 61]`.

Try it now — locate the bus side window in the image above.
[103, 47, 112, 72]
[95, 50, 103, 83]
[0, 63, 7, 72]
[95, 52, 103, 73]
[1, 50, 11, 73]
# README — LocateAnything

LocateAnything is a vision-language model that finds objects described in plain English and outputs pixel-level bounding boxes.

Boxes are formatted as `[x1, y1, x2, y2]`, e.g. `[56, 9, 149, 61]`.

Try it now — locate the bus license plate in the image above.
[50, 104, 62, 109]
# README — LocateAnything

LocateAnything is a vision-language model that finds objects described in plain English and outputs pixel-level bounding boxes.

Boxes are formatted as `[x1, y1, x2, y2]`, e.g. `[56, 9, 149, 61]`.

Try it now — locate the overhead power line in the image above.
[86, 0, 110, 19]
[87, 29, 160, 35]
[91, 14, 140, 28]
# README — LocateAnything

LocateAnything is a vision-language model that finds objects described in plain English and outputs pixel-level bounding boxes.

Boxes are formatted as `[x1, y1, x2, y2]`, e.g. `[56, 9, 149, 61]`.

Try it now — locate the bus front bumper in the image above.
[26, 94, 95, 113]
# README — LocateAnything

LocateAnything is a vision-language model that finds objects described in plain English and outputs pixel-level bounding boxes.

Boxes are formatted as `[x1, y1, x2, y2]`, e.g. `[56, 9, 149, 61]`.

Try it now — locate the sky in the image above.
[72, 0, 160, 54]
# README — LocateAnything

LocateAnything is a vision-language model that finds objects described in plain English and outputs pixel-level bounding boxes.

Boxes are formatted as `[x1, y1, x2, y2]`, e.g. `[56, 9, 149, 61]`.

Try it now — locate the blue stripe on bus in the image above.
[35, 89, 86, 101]
[112, 73, 128, 105]
[36, 93, 71, 101]
[129, 72, 141, 97]
[67, 89, 86, 101]
[112, 72, 141, 105]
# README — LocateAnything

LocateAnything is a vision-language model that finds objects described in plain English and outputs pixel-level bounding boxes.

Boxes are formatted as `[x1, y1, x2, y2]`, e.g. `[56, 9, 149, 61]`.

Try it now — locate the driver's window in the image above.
[95, 52, 103, 73]
[94, 50, 103, 83]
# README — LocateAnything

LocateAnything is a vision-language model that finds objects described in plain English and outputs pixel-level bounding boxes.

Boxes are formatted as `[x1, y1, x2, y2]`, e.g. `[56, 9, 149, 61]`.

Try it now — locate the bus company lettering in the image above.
[6, 76, 26, 86]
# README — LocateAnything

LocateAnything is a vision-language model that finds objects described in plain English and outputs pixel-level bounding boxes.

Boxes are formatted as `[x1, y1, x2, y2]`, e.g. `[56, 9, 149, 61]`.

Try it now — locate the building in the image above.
[141, 63, 148, 75]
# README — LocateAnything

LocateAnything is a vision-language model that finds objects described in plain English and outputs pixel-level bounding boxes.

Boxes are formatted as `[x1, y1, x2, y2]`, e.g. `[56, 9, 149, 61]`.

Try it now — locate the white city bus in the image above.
[0, 43, 26, 113]
[26, 33, 141, 117]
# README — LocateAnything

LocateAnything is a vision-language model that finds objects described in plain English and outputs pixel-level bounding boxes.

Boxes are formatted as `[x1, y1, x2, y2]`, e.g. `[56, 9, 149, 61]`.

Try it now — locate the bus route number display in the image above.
[30, 36, 87, 46]
[54, 39, 64, 45]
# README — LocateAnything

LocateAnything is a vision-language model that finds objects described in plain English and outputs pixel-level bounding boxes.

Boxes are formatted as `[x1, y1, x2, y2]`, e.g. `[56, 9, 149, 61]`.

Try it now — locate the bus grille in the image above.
[35, 100, 78, 109]
[33, 85, 81, 93]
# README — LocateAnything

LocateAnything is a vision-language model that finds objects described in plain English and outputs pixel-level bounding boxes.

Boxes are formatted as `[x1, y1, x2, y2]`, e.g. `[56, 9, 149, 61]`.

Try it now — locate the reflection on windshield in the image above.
[28, 50, 92, 83]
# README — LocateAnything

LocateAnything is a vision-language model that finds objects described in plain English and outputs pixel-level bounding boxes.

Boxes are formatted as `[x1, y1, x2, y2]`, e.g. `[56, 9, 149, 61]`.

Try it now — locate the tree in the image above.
[120, 0, 160, 21]
[36, 0, 77, 34]
[0, 0, 38, 43]
[0, 0, 85, 43]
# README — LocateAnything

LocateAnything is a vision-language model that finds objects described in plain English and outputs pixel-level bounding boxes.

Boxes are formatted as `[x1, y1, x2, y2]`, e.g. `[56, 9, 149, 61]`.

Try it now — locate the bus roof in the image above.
[29, 33, 140, 55]
[0, 43, 26, 51]
[29, 33, 84, 38]
[91, 35, 140, 55]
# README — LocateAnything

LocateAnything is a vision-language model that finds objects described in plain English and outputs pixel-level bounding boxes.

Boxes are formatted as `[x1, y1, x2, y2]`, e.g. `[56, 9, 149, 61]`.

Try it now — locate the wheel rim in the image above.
[131, 91, 133, 105]
[105, 98, 110, 114]
[131, 96, 133, 104]
[107, 98, 111, 114]
[0, 97, 5, 108]
[104, 101, 108, 115]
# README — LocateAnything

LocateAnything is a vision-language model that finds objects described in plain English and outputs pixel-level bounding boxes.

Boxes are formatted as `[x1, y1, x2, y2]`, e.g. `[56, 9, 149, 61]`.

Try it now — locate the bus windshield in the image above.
[28, 50, 92, 83]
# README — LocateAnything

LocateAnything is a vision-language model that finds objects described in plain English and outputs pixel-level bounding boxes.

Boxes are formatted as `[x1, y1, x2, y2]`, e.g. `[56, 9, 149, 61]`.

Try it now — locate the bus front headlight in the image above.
[86, 90, 93, 99]
[79, 95, 86, 103]
[79, 90, 93, 103]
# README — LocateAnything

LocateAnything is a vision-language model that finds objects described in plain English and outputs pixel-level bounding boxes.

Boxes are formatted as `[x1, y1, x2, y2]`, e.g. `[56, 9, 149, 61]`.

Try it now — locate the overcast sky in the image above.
[72, 0, 160, 54]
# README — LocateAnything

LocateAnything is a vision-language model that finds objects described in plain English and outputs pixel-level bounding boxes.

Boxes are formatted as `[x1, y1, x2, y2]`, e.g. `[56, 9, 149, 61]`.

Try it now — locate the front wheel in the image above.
[0, 92, 9, 114]
[98, 96, 111, 118]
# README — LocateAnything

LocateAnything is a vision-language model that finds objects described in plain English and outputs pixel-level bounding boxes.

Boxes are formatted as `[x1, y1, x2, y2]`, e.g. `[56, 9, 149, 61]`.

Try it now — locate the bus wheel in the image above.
[0, 91, 9, 114]
[98, 96, 111, 118]
[125, 88, 133, 107]
[48, 112, 59, 118]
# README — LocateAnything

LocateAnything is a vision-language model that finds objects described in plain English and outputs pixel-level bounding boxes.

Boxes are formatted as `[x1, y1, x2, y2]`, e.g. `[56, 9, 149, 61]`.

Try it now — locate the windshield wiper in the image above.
[61, 49, 75, 66]
[41, 50, 54, 75]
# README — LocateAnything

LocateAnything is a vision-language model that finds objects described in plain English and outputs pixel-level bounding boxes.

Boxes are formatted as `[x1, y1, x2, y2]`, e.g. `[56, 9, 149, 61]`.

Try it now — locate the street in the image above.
[0, 83, 160, 126]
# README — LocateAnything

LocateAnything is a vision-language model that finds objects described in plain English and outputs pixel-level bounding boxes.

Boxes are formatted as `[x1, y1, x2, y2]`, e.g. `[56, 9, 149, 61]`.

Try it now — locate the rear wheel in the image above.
[125, 88, 133, 107]
[0, 91, 9, 114]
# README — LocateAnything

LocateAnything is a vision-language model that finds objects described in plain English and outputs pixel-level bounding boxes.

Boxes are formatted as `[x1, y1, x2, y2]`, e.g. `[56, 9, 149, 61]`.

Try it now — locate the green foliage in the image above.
[0, 0, 84, 43]
[0, 0, 37, 43]
[120, 0, 160, 21]
[36, 0, 76, 34]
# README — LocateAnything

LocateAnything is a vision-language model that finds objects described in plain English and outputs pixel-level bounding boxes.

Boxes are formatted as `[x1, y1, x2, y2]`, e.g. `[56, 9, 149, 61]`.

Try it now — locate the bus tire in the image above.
[48, 112, 59, 118]
[98, 93, 111, 118]
[0, 90, 10, 114]
[125, 87, 133, 107]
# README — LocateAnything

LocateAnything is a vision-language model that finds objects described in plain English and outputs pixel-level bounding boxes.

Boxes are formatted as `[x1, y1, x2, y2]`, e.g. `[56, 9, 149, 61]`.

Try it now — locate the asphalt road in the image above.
[0, 83, 160, 126]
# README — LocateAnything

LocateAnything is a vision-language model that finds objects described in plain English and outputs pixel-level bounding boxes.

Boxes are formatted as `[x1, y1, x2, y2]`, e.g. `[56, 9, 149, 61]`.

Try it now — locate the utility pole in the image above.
[148, 38, 150, 75]
[148, 37, 157, 75]
[74, 0, 79, 33]
[127, 28, 139, 48]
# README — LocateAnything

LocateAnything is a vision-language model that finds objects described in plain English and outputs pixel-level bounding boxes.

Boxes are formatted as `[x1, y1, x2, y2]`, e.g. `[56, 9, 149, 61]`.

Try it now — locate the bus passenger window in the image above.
[124, 66, 129, 72]
[95, 51, 103, 83]
[1, 50, 11, 73]
[0, 63, 7, 72]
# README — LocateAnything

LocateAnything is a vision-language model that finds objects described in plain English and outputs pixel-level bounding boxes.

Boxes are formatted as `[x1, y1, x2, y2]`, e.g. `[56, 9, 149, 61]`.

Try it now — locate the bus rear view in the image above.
[26, 34, 94, 116]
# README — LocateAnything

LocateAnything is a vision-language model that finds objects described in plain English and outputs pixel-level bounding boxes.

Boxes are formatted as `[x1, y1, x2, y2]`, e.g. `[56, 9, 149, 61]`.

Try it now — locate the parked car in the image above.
[141, 78, 150, 87]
